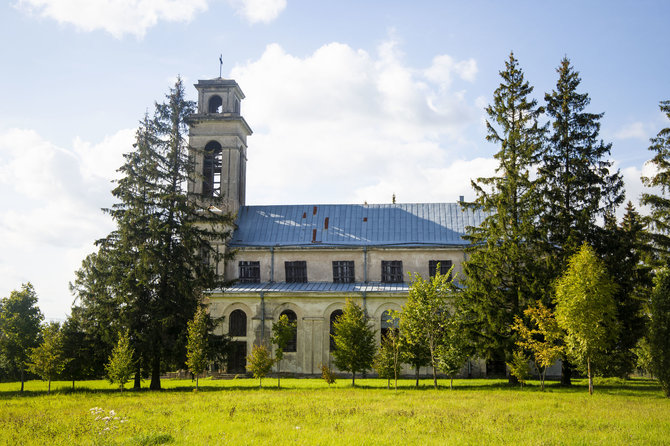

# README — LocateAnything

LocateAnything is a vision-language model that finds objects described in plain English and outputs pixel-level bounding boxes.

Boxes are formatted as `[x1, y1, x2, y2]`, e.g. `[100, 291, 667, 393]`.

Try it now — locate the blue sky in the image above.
[1, 0, 668, 320]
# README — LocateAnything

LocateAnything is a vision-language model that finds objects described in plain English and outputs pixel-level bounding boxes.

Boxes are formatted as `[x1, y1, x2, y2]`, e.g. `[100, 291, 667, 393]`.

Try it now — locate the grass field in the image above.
[0, 377, 667, 445]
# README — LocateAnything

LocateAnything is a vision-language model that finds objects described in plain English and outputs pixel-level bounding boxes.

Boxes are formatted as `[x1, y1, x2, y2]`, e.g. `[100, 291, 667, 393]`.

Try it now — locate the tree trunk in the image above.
[561, 358, 573, 386]
[134, 369, 141, 389]
[450, 377, 453, 390]
[150, 354, 161, 390]
[540, 370, 545, 391]
[72, 379, 75, 391]
[196, 375, 199, 391]
[277, 360, 281, 389]
[20, 369, 24, 393]
[259, 377, 262, 389]
[48, 379, 51, 395]
[387, 379, 390, 390]
[415, 365, 420, 388]
[432, 363, 438, 389]
[588, 357, 593, 395]
[352, 371, 356, 387]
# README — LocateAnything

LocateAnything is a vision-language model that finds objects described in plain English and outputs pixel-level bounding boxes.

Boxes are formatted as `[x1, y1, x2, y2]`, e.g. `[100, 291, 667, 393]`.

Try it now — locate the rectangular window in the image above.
[381, 260, 403, 283]
[238, 261, 260, 283]
[285, 261, 307, 283]
[332, 261, 355, 283]
[429, 260, 453, 278]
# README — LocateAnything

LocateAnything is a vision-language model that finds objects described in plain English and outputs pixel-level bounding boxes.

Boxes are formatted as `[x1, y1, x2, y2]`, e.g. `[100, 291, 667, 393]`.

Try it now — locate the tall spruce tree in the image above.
[538, 57, 624, 385]
[539, 58, 624, 260]
[641, 100, 670, 261]
[461, 52, 546, 377]
[71, 78, 233, 390]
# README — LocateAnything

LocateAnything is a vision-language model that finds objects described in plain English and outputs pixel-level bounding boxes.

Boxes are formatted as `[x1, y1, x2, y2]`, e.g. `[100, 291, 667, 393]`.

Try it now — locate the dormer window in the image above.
[208, 95, 223, 113]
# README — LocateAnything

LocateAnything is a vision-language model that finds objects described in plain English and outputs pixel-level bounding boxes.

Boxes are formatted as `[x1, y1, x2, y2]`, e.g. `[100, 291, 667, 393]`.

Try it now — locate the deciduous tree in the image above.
[555, 244, 617, 395]
[401, 265, 459, 389]
[271, 313, 297, 389]
[186, 307, 209, 391]
[332, 299, 376, 386]
[436, 316, 471, 390]
[0, 283, 43, 392]
[373, 326, 403, 390]
[27, 322, 65, 395]
[512, 302, 563, 390]
[246, 344, 274, 388]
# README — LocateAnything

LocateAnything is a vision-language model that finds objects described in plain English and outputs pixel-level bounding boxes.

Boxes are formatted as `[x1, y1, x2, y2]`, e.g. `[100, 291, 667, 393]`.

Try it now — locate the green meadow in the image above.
[0, 378, 667, 445]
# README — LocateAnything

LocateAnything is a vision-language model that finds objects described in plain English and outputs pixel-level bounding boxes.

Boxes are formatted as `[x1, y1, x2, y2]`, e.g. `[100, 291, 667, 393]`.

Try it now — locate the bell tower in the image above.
[187, 78, 252, 215]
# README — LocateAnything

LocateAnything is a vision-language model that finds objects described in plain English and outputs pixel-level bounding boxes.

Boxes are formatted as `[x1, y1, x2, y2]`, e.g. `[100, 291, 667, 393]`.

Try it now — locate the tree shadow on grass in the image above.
[0, 377, 663, 398]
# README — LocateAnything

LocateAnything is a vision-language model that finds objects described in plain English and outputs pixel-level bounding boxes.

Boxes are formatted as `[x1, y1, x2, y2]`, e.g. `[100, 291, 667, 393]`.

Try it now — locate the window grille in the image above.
[285, 261, 307, 283]
[381, 260, 403, 283]
[239, 261, 260, 283]
[332, 261, 355, 283]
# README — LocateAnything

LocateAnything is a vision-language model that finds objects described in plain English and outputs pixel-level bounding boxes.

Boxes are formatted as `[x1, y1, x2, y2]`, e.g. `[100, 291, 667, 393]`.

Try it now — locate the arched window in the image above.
[280, 310, 297, 352]
[229, 309, 247, 337]
[329, 309, 343, 352]
[208, 95, 223, 113]
[380, 310, 399, 340]
[203, 141, 222, 197]
[234, 99, 240, 114]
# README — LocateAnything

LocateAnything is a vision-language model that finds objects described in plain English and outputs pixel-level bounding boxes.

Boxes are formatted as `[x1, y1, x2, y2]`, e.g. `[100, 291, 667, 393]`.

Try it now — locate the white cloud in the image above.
[614, 121, 649, 141]
[16, 0, 209, 38]
[0, 128, 133, 319]
[228, 0, 286, 24]
[231, 41, 482, 205]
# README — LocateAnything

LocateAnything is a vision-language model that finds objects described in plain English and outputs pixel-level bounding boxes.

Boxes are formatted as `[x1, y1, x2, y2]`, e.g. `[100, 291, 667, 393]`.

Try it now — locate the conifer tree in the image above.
[71, 78, 233, 390]
[598, 204, 651, 377]
[538, 57, 624, 385]
[106, 331, 135, 392]
[641, 100, 670, 261]
[649, 269, 670, 397]
[539, 57, 624, 259]
[461, 52, 546, 377]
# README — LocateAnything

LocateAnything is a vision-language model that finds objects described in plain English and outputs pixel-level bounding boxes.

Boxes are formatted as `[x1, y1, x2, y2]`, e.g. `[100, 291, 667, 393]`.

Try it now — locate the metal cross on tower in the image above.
[219, 54, 223, 78]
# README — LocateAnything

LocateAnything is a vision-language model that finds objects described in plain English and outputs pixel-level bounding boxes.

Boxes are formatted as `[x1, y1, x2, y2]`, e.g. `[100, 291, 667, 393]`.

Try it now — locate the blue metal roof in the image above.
[229, 203, 485, 247]
[216, 281, 410, 294]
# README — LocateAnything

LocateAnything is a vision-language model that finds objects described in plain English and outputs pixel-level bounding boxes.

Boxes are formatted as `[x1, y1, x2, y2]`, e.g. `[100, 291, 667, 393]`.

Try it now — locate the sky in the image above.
[0, 0, 668, 320]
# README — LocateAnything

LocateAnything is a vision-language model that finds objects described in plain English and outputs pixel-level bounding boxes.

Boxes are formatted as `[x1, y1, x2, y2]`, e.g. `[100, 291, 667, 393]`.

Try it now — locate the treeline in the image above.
[1, 54, 670, 395]
[315, 54, 670, 396]
[1, 78, 232, 392]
